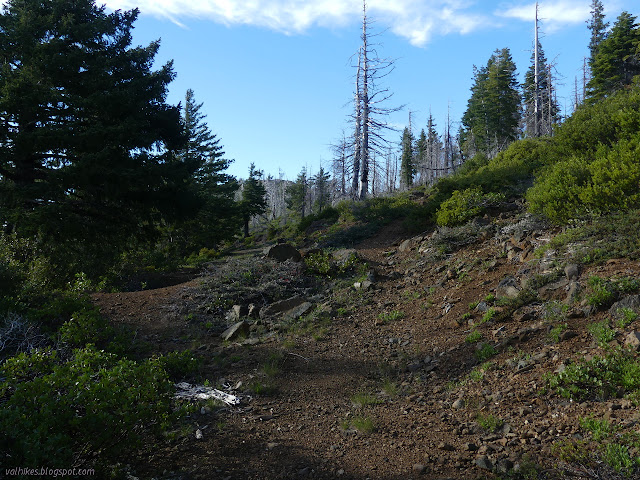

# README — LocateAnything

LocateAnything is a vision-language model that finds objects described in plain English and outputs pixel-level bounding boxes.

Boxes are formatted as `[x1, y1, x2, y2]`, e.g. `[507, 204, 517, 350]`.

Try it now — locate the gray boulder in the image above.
[496, 276, 520, 299]
[221, 321, 250, 341]
[260, 296, 309, 319]
[265, 243, 302, 262]
[609, 295, 640, 319]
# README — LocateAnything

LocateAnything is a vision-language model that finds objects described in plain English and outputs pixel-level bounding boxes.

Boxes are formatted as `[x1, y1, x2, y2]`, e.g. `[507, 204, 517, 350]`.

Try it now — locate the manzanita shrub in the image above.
[0, 346, 175, 468]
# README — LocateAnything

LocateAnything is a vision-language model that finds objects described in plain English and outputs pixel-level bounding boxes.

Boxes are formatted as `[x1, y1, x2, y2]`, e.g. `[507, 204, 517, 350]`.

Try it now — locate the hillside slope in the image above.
[93, 207, 640, 480]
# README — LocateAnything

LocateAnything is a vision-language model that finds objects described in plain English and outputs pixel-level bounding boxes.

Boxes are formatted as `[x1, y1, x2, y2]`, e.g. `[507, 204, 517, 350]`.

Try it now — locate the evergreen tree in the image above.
[0, 0, 184, 273]
[587, 0, 609, 69]
[172, 89, 238, 252]
[461, 48, 521, 158]
[311, 167, 331, 214]
[399, 127, 415, 190]
[587, 11, 640, 103]
[285, 168, 309, 219]
[239, 163, 267, 237]
[523, 42, 560, 137]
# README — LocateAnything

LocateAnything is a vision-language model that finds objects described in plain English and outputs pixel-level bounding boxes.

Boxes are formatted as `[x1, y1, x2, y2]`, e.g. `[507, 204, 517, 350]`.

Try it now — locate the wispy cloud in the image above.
[104, 0, 490, 47]
[496, 1, 591, 32]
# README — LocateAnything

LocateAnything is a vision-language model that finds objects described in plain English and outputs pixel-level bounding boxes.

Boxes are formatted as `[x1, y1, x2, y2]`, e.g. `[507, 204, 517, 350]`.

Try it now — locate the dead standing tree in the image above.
[351, 0, 402, 200]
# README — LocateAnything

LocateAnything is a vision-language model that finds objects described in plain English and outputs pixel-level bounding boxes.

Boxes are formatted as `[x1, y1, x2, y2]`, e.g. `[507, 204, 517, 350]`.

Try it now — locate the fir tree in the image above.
[587, 0, 609, 69]
[239, 163, 267, 237]
[587, 11, 640, 103]
[311, 167, 331, 214]
[0, 0, 184, 274]
[286, 168, 309, 219]
[461, 48, 521, 158]
[172, 89, 238, 252]
[399, 127, 415, 190]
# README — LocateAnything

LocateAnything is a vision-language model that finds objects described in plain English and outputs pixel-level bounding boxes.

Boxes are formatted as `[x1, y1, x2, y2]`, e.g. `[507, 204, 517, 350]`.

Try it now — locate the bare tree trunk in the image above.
[358, 1, 370, 200]
[352, 50, 362, 198]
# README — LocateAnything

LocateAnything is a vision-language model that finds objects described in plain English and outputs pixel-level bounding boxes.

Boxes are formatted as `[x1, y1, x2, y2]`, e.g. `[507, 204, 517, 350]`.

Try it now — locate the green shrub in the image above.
[527, 83, 640, 224]
[547, 348, 640, 401]
[297, 207, 340, 233]
[580, 416, 615, 442]
[586, 276, 640, 309]
[0, 346, 174, 468]
[155, 350, 201, 381]
[617, 307, 639, 328]
[304, 249, 361, 277]
[587, 276, 618, 308]
[465, 330, 483, 343]
[304, 250, 334, 276]
[475, 342, 497, 362]
[477, 413, 503, 432]
[542, 209, 640, 264]
[436, 187, 504, 227]
[588, 320, 616, 347]
[548, 323, 568, 344]
[58, 307, 116, 349]
[0, 234, 53, 306]
[377, 310, 404, 324]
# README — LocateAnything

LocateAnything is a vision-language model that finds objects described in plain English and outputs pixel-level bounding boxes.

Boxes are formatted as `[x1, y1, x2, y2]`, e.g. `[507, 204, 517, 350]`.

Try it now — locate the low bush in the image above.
[0, 346, 175, 468]
[154, 350, 201, 382]
[528, 136, 640, 223]
[542, 209, 640, 264]
[297, 207, 340, 233]
[527, 83, 640, 224]
[547, 348, 640, 401]
[435, 187, 504, 227]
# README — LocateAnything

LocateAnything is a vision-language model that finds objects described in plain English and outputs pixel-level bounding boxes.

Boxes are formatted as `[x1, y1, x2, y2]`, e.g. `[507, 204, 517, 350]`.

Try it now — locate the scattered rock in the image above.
[539, 278, 569, 300]
[398, 238, 414, 253]
[265, 243, 302, 262]
[496, 276, 520, 299]
[624, 331, 640, 350]
[475, 455, 493, 471]
[285, 301, 314, 320]
[332, 248, 358, 267]
[260, 296, 308, 319]
[412, 463, 426, 474]
[452, 397, 465, 409]
[354, 280, 374, 291]
[565, 281, 581, 304]
[564, 264, 580, 281]
[496, 458, 514, 473]
[227, 304, 249, 322]
[195, 429, 203, 440]
[610, 295, 640, 319]
[560, 330, 578, 342]
[220, 320, 250, 341]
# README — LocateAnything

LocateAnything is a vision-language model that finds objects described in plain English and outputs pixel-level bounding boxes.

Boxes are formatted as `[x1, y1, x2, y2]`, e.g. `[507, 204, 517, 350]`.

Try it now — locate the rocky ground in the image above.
[92, 209, 640, 480]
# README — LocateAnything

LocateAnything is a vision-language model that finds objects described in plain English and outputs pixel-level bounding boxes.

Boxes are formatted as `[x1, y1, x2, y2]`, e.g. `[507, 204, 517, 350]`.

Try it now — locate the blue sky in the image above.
[101, 0, 640, 180]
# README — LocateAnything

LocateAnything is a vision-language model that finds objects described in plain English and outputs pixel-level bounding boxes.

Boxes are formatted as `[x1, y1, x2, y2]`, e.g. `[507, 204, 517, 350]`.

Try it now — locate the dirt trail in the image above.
[92, 220, 640, 480]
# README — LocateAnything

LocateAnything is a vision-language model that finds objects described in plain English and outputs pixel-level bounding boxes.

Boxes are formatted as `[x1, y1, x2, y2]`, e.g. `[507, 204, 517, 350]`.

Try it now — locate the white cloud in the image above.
[496, 1, 590, 32]
[103, 0, 490, 47]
